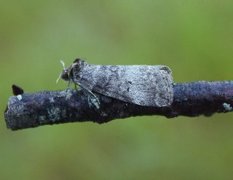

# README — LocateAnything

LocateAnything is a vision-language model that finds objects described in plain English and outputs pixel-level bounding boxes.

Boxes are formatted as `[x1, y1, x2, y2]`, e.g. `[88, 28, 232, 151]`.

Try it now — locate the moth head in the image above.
[56, 60, 73, 83]
[61, 60, 74, 81]
[56, 58, 85, 83]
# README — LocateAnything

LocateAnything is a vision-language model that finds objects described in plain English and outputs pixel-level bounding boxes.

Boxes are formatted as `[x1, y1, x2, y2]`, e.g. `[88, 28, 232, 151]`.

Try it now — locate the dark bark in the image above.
[4, 81, 233, 130]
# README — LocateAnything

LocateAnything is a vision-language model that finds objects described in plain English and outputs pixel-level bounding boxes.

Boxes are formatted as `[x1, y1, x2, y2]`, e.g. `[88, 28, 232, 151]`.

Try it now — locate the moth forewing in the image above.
[70, 60, 173, 107]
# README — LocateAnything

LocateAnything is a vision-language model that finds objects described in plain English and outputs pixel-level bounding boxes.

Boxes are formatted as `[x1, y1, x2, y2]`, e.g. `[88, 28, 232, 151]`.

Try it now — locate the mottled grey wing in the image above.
[74, 64, 173, 107]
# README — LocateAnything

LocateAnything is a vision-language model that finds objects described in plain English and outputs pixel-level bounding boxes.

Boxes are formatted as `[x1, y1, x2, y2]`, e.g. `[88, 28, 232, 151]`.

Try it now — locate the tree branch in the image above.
[4, 81, 233, 130]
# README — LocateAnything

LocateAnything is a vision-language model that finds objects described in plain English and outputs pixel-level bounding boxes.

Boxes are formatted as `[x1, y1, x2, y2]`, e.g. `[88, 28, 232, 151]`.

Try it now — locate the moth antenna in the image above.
[56, 73, 61, 84]
[60, 60, 66, 70]
[56, 60, 66, 84]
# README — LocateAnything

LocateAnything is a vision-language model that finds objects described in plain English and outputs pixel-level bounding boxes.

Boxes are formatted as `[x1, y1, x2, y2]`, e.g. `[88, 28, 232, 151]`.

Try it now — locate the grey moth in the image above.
[59, 58, 174, 107]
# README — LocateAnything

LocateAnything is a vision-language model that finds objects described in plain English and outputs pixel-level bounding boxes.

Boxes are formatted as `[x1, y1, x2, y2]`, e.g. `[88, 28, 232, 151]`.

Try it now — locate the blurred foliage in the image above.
[1, 0, 233, 179]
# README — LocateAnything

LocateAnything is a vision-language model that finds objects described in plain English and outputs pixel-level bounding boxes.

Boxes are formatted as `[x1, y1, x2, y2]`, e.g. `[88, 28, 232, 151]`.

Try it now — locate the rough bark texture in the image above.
[4, 81, 233, 130]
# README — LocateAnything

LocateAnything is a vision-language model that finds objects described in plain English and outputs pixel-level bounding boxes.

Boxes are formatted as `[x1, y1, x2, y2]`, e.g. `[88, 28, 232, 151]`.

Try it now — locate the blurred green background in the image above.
[1, 0, 233, 179]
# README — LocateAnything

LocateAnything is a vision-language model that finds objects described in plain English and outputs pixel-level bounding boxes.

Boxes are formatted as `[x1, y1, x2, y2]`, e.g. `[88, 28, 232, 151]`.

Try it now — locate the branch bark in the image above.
[4, 81, 233, 130]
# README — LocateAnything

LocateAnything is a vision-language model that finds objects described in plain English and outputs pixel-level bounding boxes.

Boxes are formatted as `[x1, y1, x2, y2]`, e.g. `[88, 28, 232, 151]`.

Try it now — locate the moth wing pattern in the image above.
[72, 62, 173, 107]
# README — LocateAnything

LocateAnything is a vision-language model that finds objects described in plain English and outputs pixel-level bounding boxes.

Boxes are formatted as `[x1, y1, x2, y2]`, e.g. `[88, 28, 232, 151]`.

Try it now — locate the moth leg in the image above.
[87, 93, 100, 109]
[65, 80, 72, 92]
[84, 89, 100, 109]
[75, 82, 100, 109]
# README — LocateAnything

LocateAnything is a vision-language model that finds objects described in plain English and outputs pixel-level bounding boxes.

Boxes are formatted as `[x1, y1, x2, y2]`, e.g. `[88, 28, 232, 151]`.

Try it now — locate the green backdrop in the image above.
[1, 0, 233, 179]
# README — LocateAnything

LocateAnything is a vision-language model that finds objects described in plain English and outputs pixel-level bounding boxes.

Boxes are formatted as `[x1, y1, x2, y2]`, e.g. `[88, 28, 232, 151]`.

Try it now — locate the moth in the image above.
[58, 58, 174, 108]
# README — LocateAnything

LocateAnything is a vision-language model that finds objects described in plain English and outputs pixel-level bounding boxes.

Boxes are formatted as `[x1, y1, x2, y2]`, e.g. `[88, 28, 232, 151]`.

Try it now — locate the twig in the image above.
[4, 81, 233, 130]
